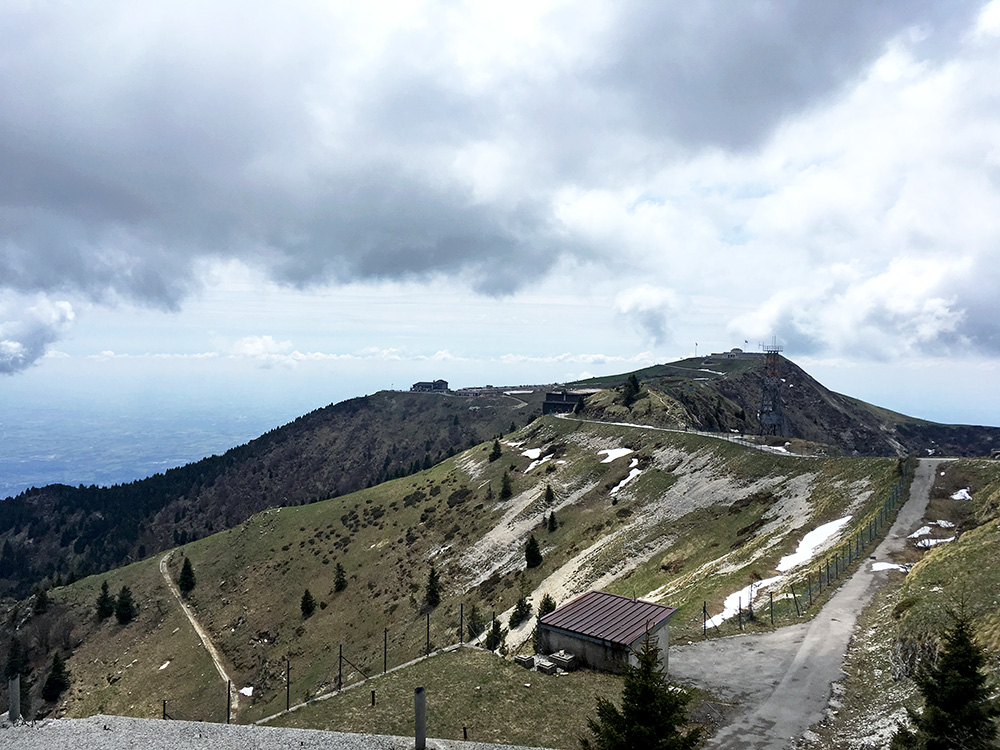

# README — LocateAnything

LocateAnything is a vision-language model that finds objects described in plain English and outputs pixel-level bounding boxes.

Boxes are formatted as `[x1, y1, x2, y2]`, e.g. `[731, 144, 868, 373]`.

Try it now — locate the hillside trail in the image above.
[159, 551, 240, 712]
[669, 458, 946, 749]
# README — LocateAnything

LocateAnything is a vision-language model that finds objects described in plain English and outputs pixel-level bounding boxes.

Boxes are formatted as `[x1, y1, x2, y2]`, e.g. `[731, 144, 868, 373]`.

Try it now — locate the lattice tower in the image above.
[759, 341, 784, 437]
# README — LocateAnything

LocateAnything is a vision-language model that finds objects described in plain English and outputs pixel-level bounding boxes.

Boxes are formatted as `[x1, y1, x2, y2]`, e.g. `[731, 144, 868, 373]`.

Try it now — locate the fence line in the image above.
[702, 456, 915, 637]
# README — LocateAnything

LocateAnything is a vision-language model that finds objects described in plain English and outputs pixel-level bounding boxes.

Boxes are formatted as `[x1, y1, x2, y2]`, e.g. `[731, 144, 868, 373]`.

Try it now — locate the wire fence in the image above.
[701, 456, 915, 638]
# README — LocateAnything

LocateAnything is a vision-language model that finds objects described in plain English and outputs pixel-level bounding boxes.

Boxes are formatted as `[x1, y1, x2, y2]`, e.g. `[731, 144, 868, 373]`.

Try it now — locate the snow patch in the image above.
[936, 519, 955, 528]
[158, 661, 170, 671]
[599, 448, 633, 463]
[908, 526, 933, 539]
[706, 575, 782, 628]
[525, 456, 552, 473]
[871, 562, 907, 572]
[951, 488, 972, 501]
[916, 536, 955, 549]
[239, 686, 254, 697]
[610, 469, 642, 495]
[776, 516, 852, 572]
[521, 448, 542, 460]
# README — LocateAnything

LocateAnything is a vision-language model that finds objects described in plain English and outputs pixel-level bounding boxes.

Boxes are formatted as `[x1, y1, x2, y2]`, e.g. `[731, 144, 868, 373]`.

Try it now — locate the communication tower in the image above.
[759, 339, 784, 436]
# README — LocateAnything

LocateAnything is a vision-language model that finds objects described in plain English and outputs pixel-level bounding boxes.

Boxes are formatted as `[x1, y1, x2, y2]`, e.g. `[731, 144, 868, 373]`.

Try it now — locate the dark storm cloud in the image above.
[0, 0, 990, 373]
[598, 1, 981, 151]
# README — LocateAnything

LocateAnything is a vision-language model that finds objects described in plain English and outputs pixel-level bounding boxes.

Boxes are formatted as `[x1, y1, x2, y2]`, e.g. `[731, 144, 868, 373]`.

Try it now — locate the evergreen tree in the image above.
[509, 595, 533, 629]
[178, 557, 196, 597]
[892, 616, 999, 749]
[425, 566, 441, 608]
[489, 439, 502, 462]
[574, 395, 586, 414]
[41, 652, 71, 703]
[581, 633, 702, 750]
[548, 510, 558, 533]
[484, 617, 508, 652]
[466, 604, 485, 640]
[500, 471, 513, 500]
[300, 589, 316, 618]
[525, 535, 543, 569]
[544, 484, 555, 505]
[96, 581, 115, 620]
[115, 585, 137, 625]
[621, 374, 641, 408]
[334, 562, 347, 592]
[33, 588, 49, 615]
[538, 593, 557, 619]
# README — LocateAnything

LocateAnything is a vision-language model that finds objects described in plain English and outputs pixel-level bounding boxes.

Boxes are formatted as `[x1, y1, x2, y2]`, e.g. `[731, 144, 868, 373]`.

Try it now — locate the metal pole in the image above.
[790, 585, 800, 617]
[426, 612, 430, 656]
[286, 658, 290, 711]
[339, 644, 343, 690]
[162, 699, 166, 720]
[460, 603, 464, 644]
[769, 592, 773, 626]
[808, 574, 812, 606]
[384, 628, 388, 674]
[371, 689, 376, 706]
[703, 601, 707, 637]
[227, 680, 231, 724]
[738, 596, 742, 631]
[415, 686, 427, 750]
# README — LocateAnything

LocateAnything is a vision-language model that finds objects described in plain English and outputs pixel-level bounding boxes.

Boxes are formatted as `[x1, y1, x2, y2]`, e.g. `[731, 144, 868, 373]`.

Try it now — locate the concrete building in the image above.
[536, 590, 677, 674]
[541, 391, 580, 415]
[410, 379, 449, 393]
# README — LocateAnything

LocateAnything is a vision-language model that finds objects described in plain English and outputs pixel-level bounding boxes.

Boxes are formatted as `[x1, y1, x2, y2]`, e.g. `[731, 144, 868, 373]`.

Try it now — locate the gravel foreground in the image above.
[0, 714, 554, 750]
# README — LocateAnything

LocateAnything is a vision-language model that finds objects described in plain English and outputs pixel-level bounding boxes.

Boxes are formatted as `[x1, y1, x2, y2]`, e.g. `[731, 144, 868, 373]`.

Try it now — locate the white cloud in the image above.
[614, 284, 680, 345]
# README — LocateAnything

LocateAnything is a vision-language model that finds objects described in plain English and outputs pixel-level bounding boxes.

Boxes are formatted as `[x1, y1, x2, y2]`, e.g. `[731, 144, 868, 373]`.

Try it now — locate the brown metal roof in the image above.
[538, 590, 677, 647]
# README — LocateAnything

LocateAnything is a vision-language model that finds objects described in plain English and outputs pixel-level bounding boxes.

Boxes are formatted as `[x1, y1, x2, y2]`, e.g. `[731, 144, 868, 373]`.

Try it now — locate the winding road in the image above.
[159, 551, 240, 712]
[669, 458, 944, 748]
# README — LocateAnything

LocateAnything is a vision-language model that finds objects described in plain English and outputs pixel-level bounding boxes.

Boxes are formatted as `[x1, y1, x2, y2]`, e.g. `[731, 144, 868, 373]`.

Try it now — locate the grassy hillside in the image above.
[3, 414, 914, 736]
[0, 389, 542, 598]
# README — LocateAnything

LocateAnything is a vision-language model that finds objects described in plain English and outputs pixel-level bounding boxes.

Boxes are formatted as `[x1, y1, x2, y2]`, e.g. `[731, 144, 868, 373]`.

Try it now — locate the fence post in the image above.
[286, 658, 290, 711]
[426, 612, 430, 656]
[415, 687, 427, 750]
[702, 601, 707, 637]
[227, 679, 231, 724]
[339, 644, 343, 690]
[162, 699, 167, 720]
[790, 585, 800, 617]
[769, 592, 773, 626]
[384, 628, 388, 674]
[460, 603, 464, 645]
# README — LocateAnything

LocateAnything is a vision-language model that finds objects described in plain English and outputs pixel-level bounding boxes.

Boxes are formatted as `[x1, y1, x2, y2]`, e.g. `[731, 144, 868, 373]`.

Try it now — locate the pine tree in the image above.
[574, 395, 586, 414]
[489, 439, 502, 462]
[301, 589, 316, 618]
[892, 616, 999, 749]
[96, 581, 115, 620]
[545, 484, 555, 505]
[484, 617, 507, 652]
[33, 588, 50, 615]
[41, 652, 71, 703]
[500, 471, 513, 500]
[334, 562, 347, 592]
[509, 595, 532, 629]
[425, 566, 441, 608]
[621, 374, 641, 408]
[538, 593, 557, 618]
[115, 585, 137, 624]
[581, 633, 702, 750]
[525, 535, 543, 569]
[548, 510, 558, 533]
[466, 604, 485, 640]
[178, 557, 196, 597]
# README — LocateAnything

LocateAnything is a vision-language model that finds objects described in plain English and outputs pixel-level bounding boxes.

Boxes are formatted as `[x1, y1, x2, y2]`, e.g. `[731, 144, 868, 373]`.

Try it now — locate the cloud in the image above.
[0, 295, 75, 374]
[614, 285, 679, 345]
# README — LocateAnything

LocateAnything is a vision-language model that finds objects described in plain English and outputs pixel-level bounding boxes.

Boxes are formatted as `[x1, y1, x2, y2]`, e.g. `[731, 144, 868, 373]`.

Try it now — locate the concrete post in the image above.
[8, 674, 20, 724]
[414, 686, 426, 750]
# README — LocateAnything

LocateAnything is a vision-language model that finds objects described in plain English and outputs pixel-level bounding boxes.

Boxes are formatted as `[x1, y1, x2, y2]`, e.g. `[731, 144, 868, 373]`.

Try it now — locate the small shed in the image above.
[536, 590, 677, 674]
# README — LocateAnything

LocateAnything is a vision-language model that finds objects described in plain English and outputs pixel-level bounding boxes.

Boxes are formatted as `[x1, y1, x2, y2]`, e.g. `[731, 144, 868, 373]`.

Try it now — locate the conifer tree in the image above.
[425, 566, 441, 608]
[621, 374, 641, 408]
[538, 593, 557, 619]
[509, 595, 532, 629]
[500, 471, 513, 500]
[525, 535, 543, 569]
[300, 589, 316, 618]
[178, 557, 196, 597]
[581, 633, 702, 750]
[33, 588, 49, 615]
[41, 652, 71, 703]
[334, 562, 347, 592]
[545, 484, 555, 504]
[548, 510, 558, 533]
[466, 604, 485, 640]
[115, 585, 137, 624]
[484, 617, 507, 652]
[489, 439, 502, 462]
[891, 616, 999, 749]
[96, 580, 115, 620]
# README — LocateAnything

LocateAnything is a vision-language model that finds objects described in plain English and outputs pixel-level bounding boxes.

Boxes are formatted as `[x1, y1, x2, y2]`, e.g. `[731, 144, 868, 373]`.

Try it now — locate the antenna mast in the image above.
[759, 338, 784, 437]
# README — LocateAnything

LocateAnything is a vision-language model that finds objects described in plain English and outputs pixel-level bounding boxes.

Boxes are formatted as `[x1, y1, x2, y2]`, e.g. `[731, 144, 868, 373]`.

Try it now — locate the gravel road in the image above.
[669, 458, 943, 749]
[0, 714, 554, 750]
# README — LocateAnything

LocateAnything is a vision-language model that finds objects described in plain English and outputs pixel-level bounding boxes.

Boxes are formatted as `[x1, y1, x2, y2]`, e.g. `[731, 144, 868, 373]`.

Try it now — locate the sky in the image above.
[3, 0, 1000, 481]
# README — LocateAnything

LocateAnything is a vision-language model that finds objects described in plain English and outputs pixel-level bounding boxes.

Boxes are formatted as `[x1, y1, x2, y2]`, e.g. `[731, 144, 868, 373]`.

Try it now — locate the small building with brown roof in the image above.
[536, 590, 677, 674]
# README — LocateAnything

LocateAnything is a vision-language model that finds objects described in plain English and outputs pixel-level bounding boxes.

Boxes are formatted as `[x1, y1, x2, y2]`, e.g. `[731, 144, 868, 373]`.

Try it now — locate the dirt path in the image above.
[669, 458, 945, 748]
[159, 551, 240, 712]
